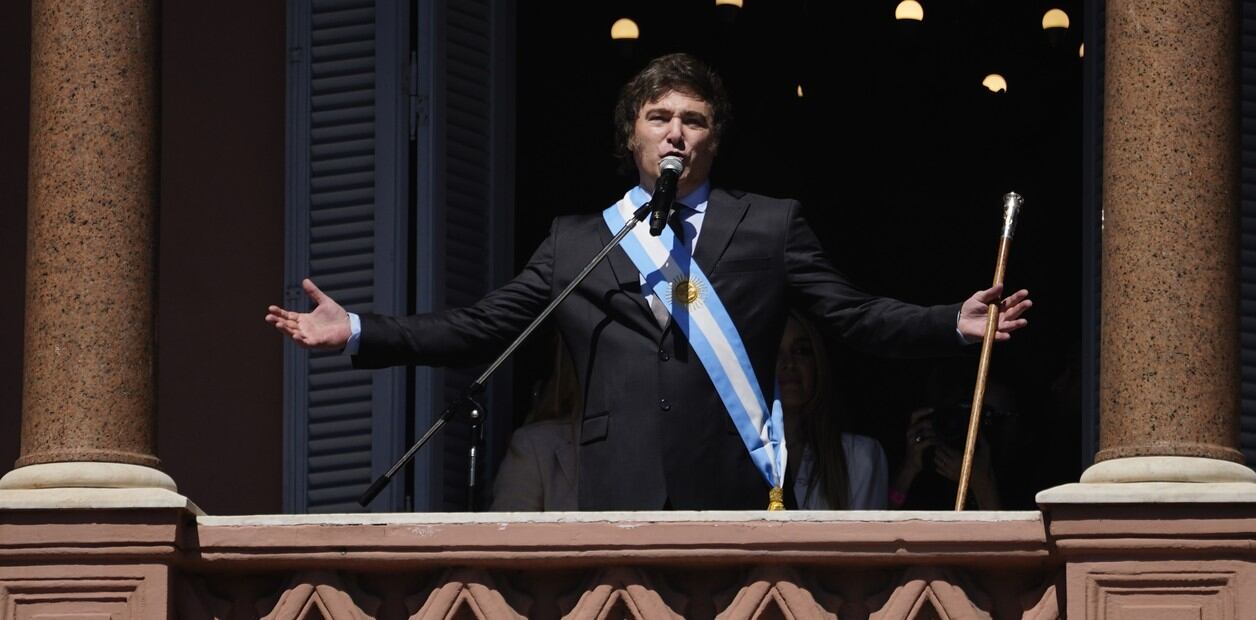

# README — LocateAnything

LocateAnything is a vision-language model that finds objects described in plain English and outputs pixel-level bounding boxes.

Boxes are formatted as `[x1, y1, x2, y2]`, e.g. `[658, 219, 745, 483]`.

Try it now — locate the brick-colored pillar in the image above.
[1038, 7, 1256, 615]
[1082, 0, 1255, 483]
[0, 0, 173, 491]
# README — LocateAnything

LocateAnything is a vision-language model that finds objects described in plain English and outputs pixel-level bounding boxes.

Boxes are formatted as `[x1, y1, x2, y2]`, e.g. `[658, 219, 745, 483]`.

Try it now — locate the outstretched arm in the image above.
[956, 284, 1031, 343]
[265, 278, 351, 350]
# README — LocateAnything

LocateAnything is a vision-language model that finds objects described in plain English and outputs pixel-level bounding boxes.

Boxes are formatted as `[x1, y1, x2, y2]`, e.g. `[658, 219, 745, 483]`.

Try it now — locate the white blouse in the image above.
[793, 433, 889, 510]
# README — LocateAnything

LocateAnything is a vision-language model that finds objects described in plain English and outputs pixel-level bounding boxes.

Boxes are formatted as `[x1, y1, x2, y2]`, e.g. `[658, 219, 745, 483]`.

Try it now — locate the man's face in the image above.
[629, 90, 718, 196]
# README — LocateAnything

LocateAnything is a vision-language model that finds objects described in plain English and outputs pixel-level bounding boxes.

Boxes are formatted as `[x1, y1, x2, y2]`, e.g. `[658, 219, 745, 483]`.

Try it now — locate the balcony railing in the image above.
[3, 499, 1255, 619]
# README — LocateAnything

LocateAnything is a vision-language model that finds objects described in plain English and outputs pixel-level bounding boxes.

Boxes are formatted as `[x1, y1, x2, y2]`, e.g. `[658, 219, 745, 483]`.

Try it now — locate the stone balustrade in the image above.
[4, 500, 1256, 619]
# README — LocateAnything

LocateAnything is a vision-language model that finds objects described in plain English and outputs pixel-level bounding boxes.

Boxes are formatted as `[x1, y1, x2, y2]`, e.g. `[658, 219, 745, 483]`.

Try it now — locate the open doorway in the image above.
[508, 0, 1087, 509]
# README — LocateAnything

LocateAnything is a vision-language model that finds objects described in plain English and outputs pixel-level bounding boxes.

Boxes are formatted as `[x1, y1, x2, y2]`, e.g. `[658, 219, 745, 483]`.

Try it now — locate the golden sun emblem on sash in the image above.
[667, 278, 705, 308]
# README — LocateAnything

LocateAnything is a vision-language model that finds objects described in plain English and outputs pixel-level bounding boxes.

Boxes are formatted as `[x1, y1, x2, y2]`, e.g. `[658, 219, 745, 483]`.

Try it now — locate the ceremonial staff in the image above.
[955, 192, 1023, 511]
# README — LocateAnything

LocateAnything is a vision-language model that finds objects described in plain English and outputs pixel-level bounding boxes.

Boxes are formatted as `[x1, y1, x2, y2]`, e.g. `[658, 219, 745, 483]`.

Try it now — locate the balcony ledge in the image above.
[190, 510, 1050, 570]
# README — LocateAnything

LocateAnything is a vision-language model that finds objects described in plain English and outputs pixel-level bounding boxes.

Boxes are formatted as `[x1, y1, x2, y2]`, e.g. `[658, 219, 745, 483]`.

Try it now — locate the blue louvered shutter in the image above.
[412, 0, 516, 511]
[1241, 0, 1256, 466]
[284, 0, 410, 513]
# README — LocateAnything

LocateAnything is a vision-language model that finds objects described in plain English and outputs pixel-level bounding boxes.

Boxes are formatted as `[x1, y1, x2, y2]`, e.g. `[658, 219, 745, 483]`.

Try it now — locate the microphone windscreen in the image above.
[660, 155, 685, 175]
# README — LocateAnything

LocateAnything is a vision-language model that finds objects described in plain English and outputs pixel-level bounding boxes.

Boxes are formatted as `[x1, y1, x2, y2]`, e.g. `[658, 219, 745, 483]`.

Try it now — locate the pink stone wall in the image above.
[3, 510, 1254, 620]
[154, 0, 285, 515]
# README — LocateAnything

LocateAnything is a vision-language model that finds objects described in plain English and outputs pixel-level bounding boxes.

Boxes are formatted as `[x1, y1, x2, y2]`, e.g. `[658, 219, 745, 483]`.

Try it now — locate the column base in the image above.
[1037, 456, 1256, 505]
[0, 486, 203, 514]
[1037, 481, 1256, 504]
[0, 461, 178, 491]
[1081, 455, 1256, 484]
[0, 462, 201, 514]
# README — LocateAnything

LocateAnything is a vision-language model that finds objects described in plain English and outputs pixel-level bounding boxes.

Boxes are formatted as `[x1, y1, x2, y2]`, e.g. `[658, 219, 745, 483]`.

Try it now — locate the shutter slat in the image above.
[310, 40, 374, 63]
[312, 6, 373, 28]
[309, 384, 373, 405]
[311, 153, 374, 176]
[312, 73, 375, 96]
[312, 56, 375, 79]
[310, 170, 374, 192]
[310, 204, 373, 224]
[308, 468, 374, 488]
[310, 418, 373, 439]
[313, 0, 372, 12]
[311, 139, 373, 160]
[312, 24, 375, 47]
[309, 187, 374, 209]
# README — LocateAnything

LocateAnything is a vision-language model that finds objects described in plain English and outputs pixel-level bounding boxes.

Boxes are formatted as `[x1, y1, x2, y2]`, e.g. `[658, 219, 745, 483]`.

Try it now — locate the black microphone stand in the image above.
[358, 202, 656, 509]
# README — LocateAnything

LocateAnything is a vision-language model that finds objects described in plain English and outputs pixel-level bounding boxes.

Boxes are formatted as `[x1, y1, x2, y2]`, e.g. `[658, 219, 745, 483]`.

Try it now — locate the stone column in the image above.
[1081, 0, 1255, 484]
[0, 0, 174, 493]
[1037, 7, 1256, 616]
[1040, 0, 1256, 496]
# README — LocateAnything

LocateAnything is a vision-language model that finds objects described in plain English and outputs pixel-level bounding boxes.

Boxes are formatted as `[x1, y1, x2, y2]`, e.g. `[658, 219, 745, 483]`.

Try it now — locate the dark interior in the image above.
[511, 0, 1086, 507]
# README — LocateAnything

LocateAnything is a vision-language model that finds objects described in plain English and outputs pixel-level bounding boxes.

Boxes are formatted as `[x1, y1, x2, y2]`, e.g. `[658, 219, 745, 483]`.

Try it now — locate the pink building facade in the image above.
[4, 0, 1256, 617]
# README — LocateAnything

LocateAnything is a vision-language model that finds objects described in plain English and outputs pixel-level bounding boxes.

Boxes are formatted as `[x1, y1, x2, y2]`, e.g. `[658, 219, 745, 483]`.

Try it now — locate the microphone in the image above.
[648, 156, 685, 236]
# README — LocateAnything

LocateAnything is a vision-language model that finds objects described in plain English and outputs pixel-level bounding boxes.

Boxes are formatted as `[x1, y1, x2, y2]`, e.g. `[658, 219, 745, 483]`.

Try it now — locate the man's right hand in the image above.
[265, 278, 351, 350]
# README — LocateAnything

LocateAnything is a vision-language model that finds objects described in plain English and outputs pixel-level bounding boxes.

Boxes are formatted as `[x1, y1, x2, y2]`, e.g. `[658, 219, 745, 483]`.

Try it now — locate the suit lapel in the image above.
[596, 215, 658, 331]
[595, 189, 748, 334]
[692, 188, 749, 274]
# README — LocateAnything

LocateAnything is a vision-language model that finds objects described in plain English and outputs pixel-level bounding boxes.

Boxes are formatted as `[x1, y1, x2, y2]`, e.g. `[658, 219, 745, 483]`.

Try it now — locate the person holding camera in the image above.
[889, 366, 1016, 510]
[891, 405, 1000, 509]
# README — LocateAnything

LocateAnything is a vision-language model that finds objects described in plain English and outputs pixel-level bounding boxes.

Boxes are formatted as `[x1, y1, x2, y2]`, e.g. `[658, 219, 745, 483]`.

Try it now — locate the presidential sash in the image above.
[603, 192, 788, 509]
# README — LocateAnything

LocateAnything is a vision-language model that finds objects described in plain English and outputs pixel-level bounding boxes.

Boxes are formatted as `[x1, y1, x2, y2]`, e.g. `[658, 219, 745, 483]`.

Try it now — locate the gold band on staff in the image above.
[955, 192, 1023, 511]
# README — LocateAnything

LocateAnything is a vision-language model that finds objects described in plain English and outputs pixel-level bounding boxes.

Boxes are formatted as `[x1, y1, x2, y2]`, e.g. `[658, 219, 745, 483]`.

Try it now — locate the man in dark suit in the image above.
[267, 53, 1031, 510]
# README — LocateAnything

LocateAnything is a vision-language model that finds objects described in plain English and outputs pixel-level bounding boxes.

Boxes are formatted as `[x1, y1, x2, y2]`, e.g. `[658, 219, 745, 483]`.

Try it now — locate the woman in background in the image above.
[488, 335, 580, 511]
[777, 311, 889, 510]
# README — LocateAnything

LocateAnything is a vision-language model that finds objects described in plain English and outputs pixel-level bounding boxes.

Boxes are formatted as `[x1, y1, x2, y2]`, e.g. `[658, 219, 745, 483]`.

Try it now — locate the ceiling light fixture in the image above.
[1042, 9, 1069, 30]
[610, 18, 639, 41]
[895, 0, 924, 22]
[982, 74, 1008, 93]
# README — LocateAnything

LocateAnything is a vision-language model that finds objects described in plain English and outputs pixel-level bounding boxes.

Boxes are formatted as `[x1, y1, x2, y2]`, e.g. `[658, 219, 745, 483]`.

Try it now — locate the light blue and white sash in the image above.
[604, 191, 788, 499]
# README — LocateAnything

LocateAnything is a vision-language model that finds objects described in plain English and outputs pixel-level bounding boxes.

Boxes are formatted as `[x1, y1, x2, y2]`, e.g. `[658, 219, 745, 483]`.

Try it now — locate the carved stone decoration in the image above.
[407, 568, 528, 620]
[175, 575, 233, 620]
[1018, 577, 1061, 620]
[560, 567, 684, 620]
[868, 567, 993, 620]
[0, 574, 148, 620]
[356, 572, 429, 620]
[261, 571, 380, 620]
[1081, 570, 1237, 620]
[204, 573, 290, 620]
[714, 566, 838, 620]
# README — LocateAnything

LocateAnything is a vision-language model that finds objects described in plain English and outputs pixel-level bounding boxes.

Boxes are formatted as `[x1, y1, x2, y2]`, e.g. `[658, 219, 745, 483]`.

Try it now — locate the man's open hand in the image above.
[265, 278, 351, 350]
[957, 284, 1031, 343]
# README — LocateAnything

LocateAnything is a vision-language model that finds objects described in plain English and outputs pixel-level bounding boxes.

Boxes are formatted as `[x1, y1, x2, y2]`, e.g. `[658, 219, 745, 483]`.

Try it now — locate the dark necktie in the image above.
[668, 207, 687, 246]
[650, 206, 689, 327]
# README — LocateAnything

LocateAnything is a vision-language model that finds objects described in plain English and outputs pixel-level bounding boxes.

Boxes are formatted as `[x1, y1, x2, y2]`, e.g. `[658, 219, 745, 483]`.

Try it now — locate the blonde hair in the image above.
[787, 310, 851, 509]
[527, 334, 582, 424]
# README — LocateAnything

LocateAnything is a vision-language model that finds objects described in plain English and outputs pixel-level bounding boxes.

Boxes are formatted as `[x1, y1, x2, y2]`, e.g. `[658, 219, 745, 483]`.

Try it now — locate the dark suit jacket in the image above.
[355, 189, 962, 510]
